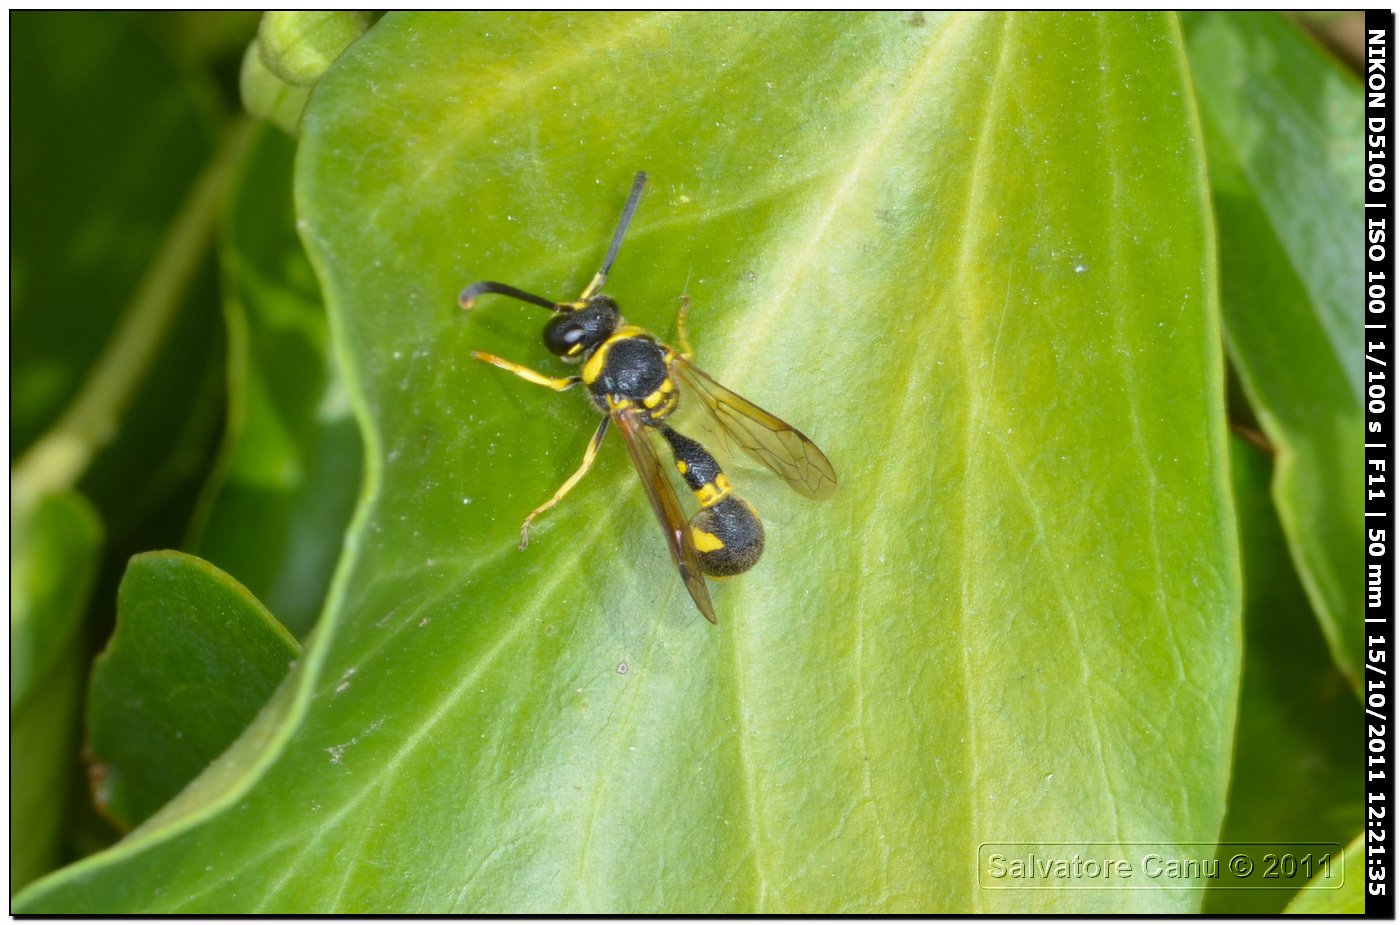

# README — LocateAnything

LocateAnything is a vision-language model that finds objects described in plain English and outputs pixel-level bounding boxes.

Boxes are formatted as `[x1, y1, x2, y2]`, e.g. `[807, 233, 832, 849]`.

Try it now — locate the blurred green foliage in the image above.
[10, 11, 353, 891]
[9, 10, 1366, 914]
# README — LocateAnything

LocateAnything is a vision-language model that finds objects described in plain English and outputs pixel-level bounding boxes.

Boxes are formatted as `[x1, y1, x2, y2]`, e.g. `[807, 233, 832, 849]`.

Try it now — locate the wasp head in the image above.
[544, 295, 620, 361]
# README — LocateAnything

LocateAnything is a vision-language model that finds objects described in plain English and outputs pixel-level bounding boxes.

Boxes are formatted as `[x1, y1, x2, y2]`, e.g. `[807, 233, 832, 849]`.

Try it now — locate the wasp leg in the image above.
[675, 293, 696, 360]
[471, 351, 581, 391]
[575, 270, 608, 304]
[519, 416, 610, 550]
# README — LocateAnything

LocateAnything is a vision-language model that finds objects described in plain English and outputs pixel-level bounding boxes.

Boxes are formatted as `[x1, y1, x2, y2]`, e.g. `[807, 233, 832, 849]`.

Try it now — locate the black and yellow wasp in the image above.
[459, 172, 836, 623]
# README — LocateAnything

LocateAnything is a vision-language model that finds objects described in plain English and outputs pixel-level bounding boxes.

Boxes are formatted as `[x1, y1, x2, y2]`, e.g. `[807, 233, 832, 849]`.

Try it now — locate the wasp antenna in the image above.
[579, 171, 648, 300]
[459, 281, 564, 312]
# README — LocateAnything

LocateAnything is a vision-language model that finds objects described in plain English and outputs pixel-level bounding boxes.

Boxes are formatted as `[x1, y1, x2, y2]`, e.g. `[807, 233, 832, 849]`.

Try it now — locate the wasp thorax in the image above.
[544, 296, 620, 360]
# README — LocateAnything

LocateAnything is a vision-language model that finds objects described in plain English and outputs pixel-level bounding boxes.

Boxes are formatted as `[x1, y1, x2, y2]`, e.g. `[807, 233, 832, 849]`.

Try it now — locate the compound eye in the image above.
[544, 317, 587, 357]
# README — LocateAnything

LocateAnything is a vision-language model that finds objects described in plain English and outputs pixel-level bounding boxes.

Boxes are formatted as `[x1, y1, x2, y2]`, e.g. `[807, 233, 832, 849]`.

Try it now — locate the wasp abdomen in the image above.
[660, 426, 765, 577]
[690, 495, 764, 577]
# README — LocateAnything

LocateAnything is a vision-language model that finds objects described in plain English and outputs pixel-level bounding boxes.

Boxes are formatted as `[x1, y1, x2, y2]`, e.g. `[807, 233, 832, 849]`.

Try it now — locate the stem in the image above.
[13, 117, 256, 504]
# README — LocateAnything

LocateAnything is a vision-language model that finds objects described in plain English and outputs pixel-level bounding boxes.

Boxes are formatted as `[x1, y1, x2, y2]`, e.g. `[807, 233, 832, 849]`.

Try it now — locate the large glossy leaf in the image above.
[1203, 437, 1359, 914]
[1182, 11, 1364, 688]
[87, 552, 302, 829]
[190, 125, 361, 636]
[15, 12, 1238, 913]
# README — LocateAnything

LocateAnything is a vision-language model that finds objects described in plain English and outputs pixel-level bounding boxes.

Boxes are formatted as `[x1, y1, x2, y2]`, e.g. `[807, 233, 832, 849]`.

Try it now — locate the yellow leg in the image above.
[577, 270, 608, 301]
[519, 416, 610, 550]
[675, 294, 695, 360]
[472, 351, 581, 391]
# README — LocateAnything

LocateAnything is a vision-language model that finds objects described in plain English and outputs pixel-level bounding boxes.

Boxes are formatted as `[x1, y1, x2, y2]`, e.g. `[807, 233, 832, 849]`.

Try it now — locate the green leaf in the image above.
[10, 490, 102, 890]
[1203, 437, 1360, 914]
[1182, 11, 1364, 688]
[189, 125, 361, 637]
[15, 12, 1238, 913]
[87, 551, 302, 830]
[1284, 833, 1363, 914]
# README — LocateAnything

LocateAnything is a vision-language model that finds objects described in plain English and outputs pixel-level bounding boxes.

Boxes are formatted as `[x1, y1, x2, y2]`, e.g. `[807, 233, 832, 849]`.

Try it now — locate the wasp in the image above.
[460, 172, 836, 623]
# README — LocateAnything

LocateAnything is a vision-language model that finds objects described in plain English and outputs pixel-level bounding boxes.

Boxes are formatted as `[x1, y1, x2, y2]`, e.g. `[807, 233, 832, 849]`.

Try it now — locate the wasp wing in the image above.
[671, 356, 838, 501]
[612, 407, 717, 623]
